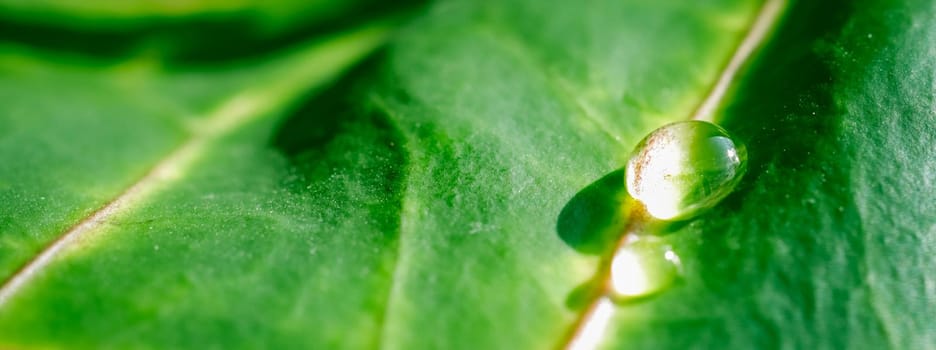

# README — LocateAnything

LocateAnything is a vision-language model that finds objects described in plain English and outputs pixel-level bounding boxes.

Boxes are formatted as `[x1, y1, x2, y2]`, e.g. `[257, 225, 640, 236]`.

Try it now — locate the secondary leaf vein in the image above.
[0, 25, 392, 308]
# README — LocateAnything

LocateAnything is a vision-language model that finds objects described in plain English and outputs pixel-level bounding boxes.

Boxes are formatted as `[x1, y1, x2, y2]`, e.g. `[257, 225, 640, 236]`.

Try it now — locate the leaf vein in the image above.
[562, 0, 787, 348]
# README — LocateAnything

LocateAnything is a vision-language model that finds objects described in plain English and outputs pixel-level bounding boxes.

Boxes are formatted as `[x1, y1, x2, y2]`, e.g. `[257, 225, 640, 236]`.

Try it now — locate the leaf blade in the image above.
[602, 0, 936, 348]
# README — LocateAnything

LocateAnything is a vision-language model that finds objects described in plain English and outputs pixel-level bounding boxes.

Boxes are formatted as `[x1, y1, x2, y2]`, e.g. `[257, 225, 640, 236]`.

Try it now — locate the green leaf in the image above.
[0, 22, 397, 348]
[0, 0, 393, 33]
[1, 0, 934, 349]
[601, 0, 936, 348]
[0, 0, 422, 63]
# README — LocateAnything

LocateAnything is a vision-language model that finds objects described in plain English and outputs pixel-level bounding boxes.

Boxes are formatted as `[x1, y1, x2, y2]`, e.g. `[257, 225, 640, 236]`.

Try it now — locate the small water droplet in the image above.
[609, 238, 681, 300]
[626, 120, 747, 220]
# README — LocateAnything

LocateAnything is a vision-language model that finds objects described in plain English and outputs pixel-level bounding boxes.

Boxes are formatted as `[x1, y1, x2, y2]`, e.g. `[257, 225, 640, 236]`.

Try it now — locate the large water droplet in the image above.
[609, 238, 681, 300]
[626, 120, 746, 220]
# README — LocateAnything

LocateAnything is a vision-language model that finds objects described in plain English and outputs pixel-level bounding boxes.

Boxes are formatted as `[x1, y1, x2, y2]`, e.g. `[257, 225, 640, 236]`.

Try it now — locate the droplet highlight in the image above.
[609, 238, 681, 300]
[626, 120, 747, 220]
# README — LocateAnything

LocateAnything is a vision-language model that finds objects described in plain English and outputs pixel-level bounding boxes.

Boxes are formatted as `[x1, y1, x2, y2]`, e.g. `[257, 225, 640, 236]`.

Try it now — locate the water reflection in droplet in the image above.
[609, 238, 681, 300]
[626, 120, 747, 220]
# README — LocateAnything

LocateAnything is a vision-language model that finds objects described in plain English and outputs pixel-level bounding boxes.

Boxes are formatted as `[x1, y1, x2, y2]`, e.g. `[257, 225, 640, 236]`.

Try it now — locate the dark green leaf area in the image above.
[0, 0, 424, 63]
[604, 0, 936, 349]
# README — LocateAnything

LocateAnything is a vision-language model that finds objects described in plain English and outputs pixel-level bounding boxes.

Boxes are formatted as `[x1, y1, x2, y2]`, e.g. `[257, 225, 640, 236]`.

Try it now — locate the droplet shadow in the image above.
[556, 169, 630, 256]
[557, 168, 691, 255]
[557, 168, 692, 310]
